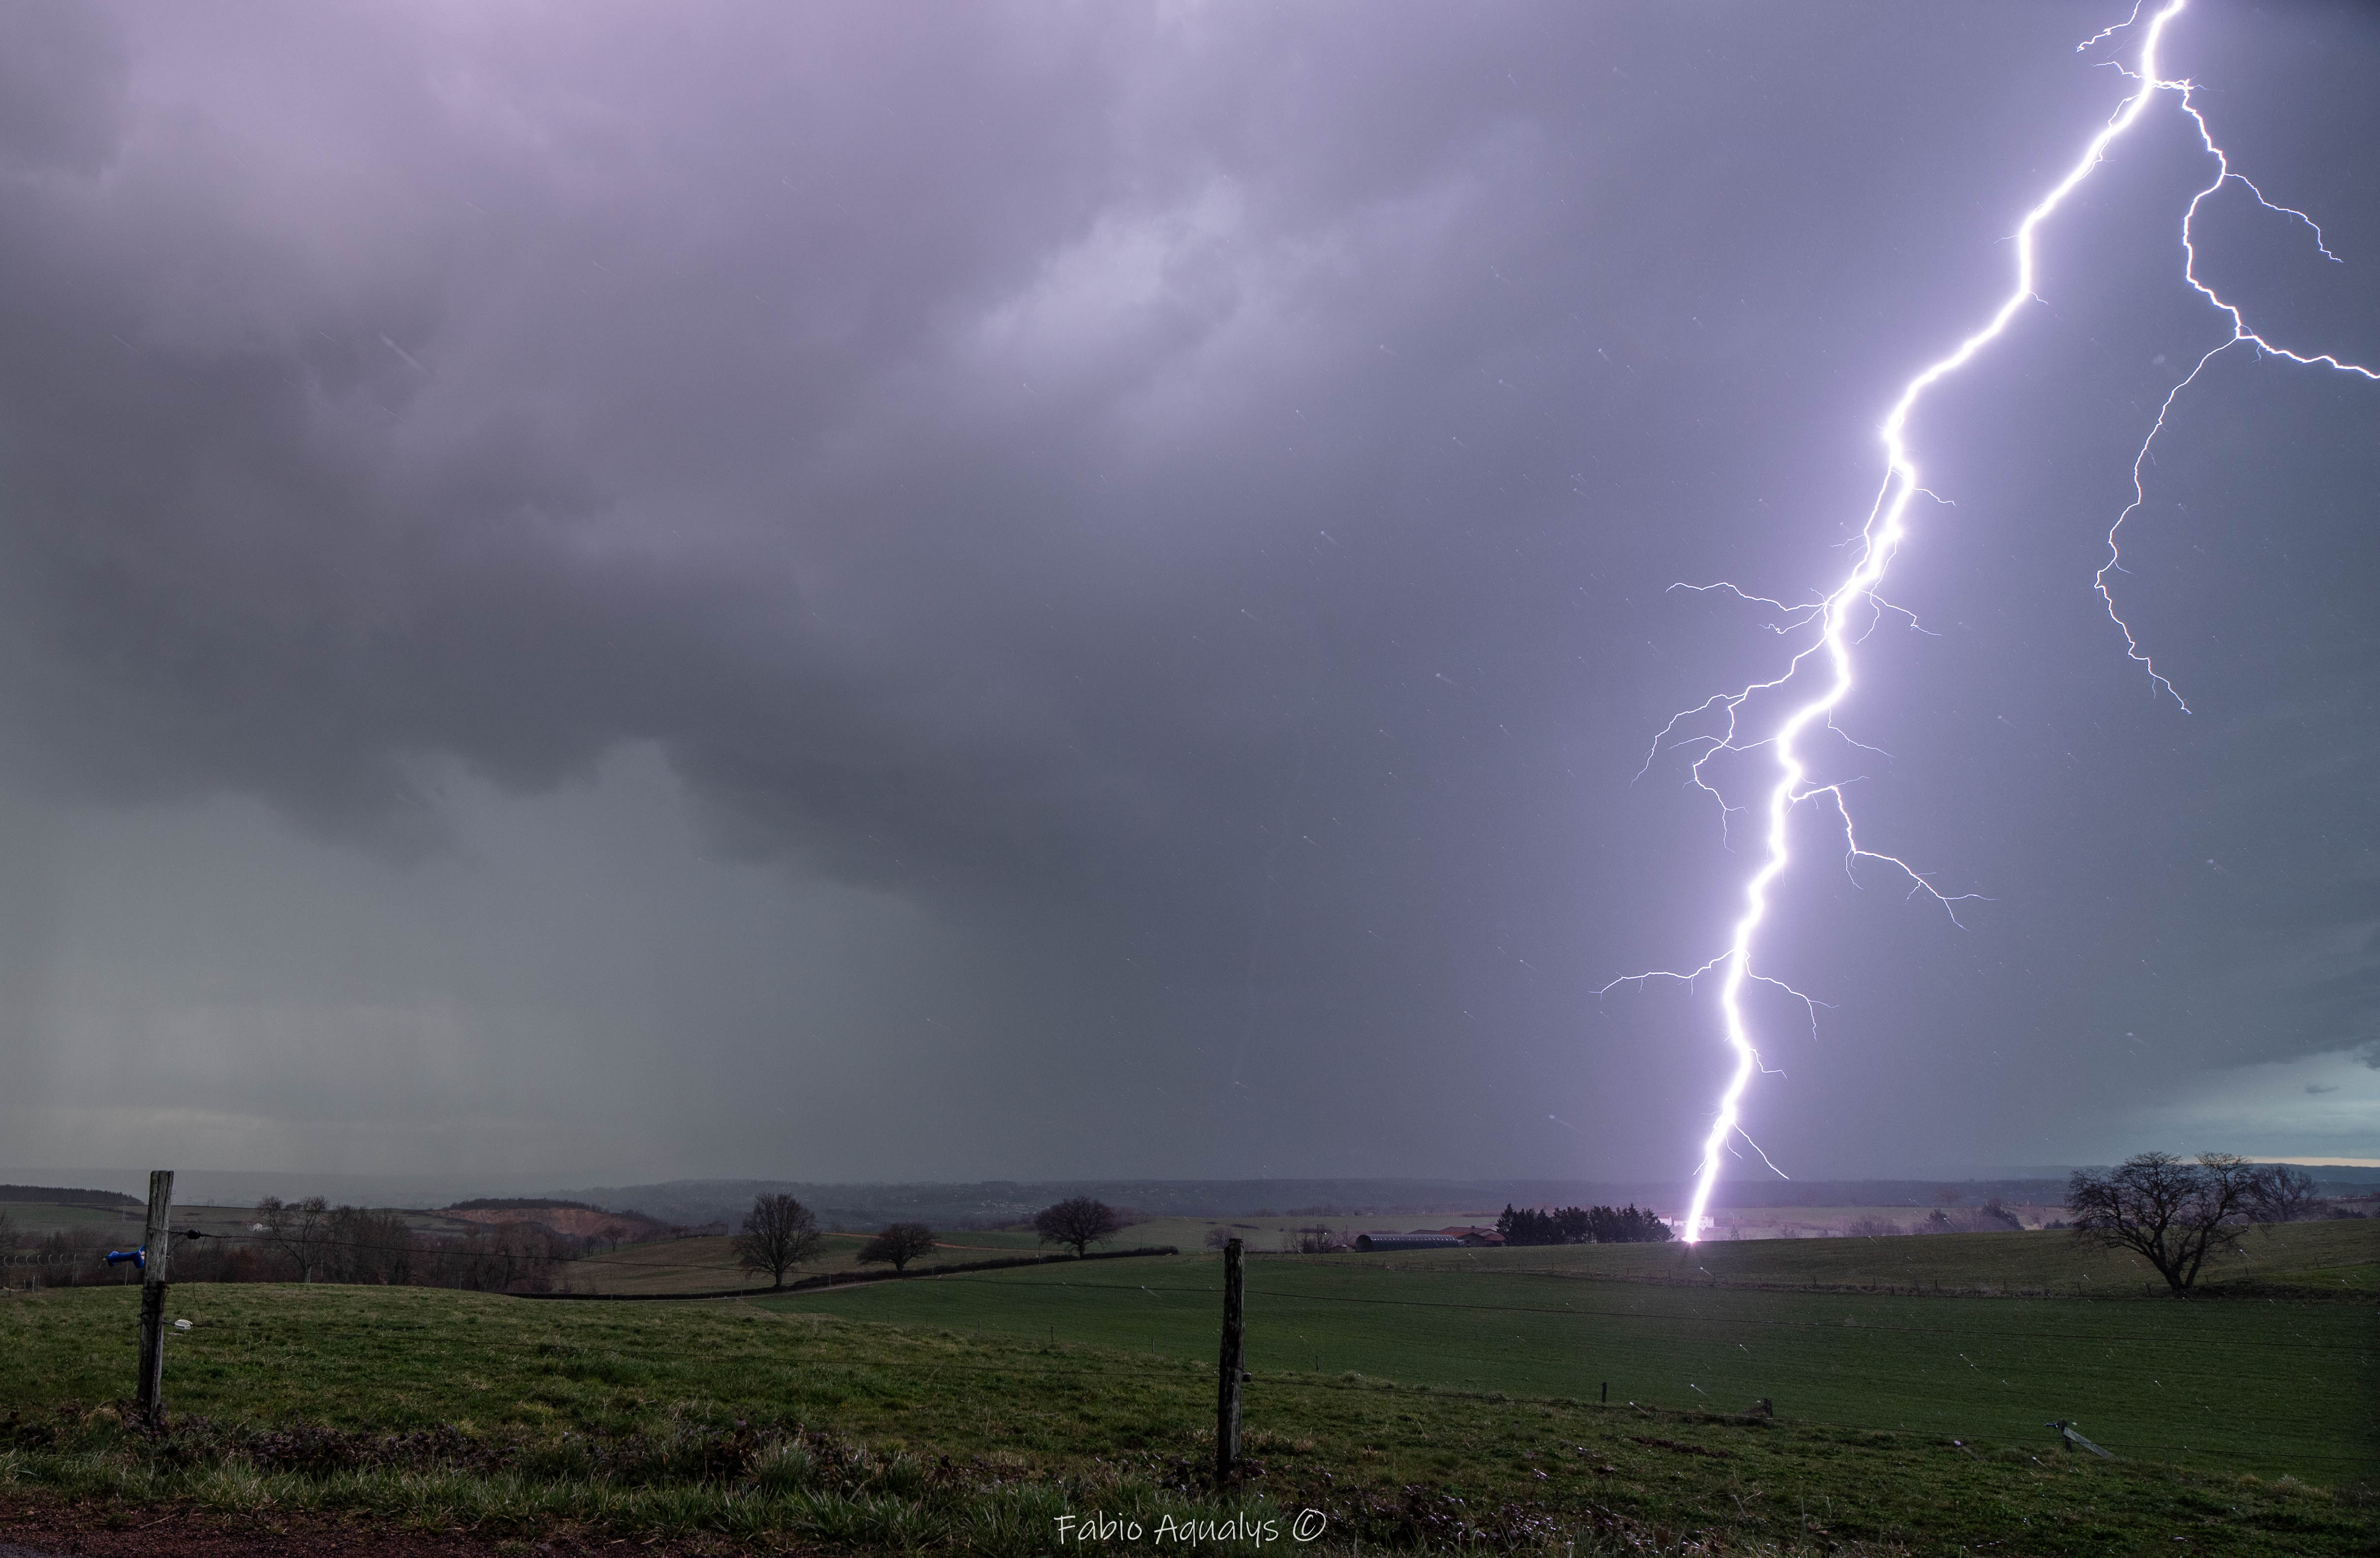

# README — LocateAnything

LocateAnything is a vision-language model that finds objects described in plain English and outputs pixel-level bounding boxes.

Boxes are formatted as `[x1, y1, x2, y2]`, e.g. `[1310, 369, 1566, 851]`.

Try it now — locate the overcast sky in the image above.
[0, 0, 2373, 1191]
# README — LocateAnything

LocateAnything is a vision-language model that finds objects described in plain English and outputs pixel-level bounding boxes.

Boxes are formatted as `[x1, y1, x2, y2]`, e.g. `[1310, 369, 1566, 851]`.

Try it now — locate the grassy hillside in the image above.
[2, 1283, 2371, 1555]
[764, 1245, 2375, 1483]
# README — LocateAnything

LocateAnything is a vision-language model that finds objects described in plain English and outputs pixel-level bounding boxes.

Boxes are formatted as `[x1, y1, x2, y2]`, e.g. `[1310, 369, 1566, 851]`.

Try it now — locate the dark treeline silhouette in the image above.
[1495, 1203, 1675, 1246]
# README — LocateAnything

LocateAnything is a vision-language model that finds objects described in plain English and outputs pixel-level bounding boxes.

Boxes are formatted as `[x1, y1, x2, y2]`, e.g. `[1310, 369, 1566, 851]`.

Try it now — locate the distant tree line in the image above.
[241, 1199, 591, 1291]
[1495, 1203, 1674, 1245]
[1845, 1198, 2030, 1237]
[1, 1197, 595, 1293]
[1284, 1225, 1350, 1253]
[7, 1189, 1145, 1294]
[725, 1193, 1141, 1287]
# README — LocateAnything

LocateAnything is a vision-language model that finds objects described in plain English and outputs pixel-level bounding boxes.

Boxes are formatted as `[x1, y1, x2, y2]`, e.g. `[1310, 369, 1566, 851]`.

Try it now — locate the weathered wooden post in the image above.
[2046, 1420, 2113, 1460]
[1215, 1236, 1245, 1484]
[136, 1170, 174, 1422]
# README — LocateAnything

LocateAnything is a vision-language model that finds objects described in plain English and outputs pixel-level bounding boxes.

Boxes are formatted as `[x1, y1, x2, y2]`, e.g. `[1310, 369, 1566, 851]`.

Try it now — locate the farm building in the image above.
[1355, 1232, 1457, 1251]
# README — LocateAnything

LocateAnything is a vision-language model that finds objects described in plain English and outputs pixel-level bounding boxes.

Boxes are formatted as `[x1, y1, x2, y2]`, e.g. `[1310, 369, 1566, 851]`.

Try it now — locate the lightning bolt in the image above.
[1610, 0, 2375, 1245]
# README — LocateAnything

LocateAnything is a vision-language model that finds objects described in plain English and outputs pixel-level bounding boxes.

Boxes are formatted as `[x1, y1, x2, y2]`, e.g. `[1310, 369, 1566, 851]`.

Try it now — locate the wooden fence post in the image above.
[1215, 1236, 1244, 1485]
[136, 1170, 174, 1422]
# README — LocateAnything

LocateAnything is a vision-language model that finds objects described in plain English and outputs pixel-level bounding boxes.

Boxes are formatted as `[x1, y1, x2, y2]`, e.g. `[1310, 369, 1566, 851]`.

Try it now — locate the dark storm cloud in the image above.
[0, 0, 2374, 1180]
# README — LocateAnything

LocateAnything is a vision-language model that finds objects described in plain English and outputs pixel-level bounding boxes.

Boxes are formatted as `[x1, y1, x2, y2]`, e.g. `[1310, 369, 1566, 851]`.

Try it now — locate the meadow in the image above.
[558, 1211, 2380, 1297]
[2, 1271, 2373, 1556]
[762, 1227, 2376, 1484]
[0, 1227, 2370, 1551]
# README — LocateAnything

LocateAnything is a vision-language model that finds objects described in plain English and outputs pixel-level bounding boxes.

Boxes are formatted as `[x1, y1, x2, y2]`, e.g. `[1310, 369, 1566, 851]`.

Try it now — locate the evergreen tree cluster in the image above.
[1494, 1202, 1674, 1245]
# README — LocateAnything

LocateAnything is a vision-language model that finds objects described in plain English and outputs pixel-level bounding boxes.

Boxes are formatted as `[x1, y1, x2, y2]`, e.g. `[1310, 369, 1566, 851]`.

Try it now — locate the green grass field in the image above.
[3, 1279, 2373, 1556]
[563, 1212, 2374, 1298]
[1360, 1219, 2380, 1296]
[761, 1238, 2376, 1484]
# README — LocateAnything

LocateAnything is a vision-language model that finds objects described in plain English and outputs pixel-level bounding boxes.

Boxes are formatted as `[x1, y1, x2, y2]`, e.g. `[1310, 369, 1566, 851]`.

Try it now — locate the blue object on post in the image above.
[105, 1248, 146, 1273]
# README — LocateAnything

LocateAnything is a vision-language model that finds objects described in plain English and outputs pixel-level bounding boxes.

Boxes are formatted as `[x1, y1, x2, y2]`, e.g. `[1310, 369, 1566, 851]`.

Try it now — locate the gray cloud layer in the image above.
[0, 1, 2373, 1184]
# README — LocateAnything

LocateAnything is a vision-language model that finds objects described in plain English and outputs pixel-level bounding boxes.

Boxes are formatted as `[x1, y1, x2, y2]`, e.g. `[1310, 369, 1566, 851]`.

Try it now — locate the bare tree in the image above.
[319, 1206, 421, 1285]
[732, 1193, 823, 1288]
[2067, 1152, 2260, 1296]
[1032, 1196, 1125, 1256]
[857, 1222, 937, 1273]
[2245, 1164, 2321, 1223]
[256, 1195, 330, 1282]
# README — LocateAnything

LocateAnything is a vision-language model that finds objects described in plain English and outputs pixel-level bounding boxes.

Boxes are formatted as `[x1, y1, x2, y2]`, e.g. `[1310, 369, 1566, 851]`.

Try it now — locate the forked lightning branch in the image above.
[1607, 0, 2377, 1242]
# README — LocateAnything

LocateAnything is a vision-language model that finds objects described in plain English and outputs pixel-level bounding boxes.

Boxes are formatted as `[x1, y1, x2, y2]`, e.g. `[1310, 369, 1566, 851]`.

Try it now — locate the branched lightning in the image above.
[2096, 27, 2380, 708]
[1608, 0, 2376, 1243]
